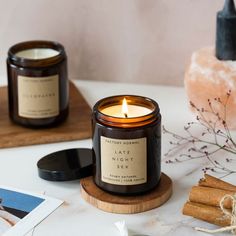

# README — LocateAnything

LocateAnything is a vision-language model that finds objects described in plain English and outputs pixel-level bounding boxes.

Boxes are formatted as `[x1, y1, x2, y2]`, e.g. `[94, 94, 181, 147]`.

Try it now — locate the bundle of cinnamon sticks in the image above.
[182, 174, 236, 226]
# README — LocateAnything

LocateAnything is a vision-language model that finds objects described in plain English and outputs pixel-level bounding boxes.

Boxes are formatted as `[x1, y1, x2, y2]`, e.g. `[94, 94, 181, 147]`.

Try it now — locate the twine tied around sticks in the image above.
[195, 194, 236, 234]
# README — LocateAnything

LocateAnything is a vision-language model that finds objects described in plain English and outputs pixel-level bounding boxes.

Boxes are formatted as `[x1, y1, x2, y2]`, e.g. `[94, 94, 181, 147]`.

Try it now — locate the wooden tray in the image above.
[80, 173, 172, 214]
[0, 82, 92, 148]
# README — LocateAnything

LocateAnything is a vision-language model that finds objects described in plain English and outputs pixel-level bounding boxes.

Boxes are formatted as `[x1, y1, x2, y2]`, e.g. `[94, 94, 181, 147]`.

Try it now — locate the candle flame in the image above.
[122, 98, 128, 118]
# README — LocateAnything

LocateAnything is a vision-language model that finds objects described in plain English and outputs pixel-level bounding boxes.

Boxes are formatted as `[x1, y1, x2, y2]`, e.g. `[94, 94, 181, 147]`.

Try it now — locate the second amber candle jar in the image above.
[7, 40, 69, 128]
[92, 95, 161, 195]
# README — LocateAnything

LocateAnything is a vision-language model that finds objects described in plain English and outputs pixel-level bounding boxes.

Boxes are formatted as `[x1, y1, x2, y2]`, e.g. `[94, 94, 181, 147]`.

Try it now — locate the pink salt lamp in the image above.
[185, 47, 236, 129]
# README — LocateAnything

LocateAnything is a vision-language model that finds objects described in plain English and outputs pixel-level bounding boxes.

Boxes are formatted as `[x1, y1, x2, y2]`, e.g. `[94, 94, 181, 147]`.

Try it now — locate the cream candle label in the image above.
[101, 136, 147, 185]
[18, 75, 59, 118]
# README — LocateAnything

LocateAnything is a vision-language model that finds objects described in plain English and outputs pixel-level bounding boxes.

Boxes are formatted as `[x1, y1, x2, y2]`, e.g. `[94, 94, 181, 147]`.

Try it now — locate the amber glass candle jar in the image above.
[7, 40, 69, 128]
[92, 95, 161, 195]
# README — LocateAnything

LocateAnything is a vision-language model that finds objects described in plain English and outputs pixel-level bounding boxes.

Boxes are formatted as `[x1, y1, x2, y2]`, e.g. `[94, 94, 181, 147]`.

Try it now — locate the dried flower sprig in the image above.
[163, 90, 236, 177]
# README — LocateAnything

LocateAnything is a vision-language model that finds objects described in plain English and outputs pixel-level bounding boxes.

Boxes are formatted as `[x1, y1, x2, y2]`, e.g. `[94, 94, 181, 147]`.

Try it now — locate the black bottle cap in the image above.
[216, 0, 236, 60]
[37, 148, 93, 181]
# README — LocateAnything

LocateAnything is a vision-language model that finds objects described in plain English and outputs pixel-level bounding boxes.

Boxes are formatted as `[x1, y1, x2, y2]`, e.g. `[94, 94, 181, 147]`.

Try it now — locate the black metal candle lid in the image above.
[216, 0, 236, 60]
[37, 148, 93, 181]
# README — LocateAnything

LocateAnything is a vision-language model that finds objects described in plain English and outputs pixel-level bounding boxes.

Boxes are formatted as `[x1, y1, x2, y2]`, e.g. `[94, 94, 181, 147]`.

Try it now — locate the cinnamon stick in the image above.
[183, 202, 230, 227]
[189, 186, 234, 209]
[199, 174, 236, 192]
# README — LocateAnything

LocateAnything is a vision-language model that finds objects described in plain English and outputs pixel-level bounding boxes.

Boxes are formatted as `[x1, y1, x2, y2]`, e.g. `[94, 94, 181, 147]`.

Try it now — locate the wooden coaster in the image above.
[0, 81, 92, 148]
[80, 173, 172, 214]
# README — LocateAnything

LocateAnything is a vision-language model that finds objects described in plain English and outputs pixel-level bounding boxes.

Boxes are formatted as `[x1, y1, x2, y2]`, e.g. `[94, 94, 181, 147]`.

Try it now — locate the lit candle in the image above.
[92, 95, 162, 195]
[101, 98, 152, 118]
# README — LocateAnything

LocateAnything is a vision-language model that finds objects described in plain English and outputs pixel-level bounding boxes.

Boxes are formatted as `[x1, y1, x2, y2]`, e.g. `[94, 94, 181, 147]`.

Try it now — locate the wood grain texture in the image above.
[0, 81, 91, 148]
[80, 173, 172, 214]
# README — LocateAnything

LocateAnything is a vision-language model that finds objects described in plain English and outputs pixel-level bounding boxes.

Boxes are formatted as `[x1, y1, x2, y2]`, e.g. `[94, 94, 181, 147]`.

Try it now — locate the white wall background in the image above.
[0, 0, 224, 86]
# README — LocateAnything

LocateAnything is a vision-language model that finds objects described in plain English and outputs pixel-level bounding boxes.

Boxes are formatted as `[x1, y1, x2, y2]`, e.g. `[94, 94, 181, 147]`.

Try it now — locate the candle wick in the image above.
[124, 113, 128, 118]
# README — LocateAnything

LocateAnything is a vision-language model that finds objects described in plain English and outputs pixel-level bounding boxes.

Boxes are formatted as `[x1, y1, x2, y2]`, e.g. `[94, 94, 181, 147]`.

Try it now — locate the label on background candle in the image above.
[18, 75, 59, 118]
[101, 136, 147, 185]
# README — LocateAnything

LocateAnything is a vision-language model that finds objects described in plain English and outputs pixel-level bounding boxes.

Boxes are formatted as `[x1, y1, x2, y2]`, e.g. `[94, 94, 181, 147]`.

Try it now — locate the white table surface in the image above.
[0, 79, 235, 236]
